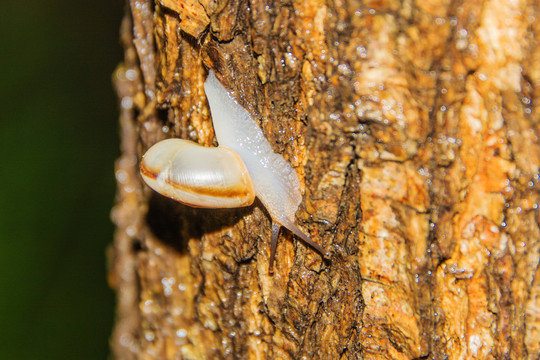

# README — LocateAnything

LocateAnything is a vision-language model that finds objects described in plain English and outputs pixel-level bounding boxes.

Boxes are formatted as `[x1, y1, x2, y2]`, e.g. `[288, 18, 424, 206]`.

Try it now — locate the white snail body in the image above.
[140, 70, 327, 270]
[203, 71, 307, 240]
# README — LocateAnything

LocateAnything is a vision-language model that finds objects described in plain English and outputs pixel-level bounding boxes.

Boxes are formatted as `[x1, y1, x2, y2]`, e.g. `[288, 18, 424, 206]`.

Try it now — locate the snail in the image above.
[140, 70, 327, 271]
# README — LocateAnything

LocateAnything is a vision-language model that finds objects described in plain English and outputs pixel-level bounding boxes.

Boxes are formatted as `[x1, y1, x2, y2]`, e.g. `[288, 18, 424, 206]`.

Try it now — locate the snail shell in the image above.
[140, 139, 255, 208]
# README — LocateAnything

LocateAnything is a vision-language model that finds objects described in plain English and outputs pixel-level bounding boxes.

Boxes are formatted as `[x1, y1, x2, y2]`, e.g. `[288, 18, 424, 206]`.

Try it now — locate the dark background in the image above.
[0, 1, 124, 358]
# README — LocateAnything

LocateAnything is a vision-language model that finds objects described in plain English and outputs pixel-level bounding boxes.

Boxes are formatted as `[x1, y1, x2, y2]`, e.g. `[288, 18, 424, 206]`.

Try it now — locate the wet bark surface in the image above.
[110, 0, 540, 358]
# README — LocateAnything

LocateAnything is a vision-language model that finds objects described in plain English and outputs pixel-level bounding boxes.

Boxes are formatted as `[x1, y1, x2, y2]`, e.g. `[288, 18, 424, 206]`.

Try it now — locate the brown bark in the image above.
[109, 0, 540, 358]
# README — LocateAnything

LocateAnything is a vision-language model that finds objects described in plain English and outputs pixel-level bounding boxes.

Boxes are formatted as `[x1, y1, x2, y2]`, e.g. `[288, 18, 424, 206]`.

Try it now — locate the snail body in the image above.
[140, 70, 326, 270]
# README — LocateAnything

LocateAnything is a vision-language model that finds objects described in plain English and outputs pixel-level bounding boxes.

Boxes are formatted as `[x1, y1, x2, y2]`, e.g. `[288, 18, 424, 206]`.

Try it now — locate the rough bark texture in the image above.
[109, 0, 540, 359]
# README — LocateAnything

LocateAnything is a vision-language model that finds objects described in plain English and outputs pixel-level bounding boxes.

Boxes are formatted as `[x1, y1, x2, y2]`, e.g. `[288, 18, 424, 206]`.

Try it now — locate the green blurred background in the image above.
[0, 0, 124, 358]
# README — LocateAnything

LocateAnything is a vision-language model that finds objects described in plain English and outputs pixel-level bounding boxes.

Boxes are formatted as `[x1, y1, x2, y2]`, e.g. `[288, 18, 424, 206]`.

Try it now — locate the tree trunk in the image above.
[109, 0, 540, 358]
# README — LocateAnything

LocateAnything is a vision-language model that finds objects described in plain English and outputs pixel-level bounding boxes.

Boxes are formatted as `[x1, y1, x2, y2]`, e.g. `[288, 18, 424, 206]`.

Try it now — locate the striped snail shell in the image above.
[140, 139, 255, 208]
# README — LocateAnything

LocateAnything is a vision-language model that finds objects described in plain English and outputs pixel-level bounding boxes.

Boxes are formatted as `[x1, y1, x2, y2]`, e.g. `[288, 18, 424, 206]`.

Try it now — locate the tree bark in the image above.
[110, 0, 540, 358]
